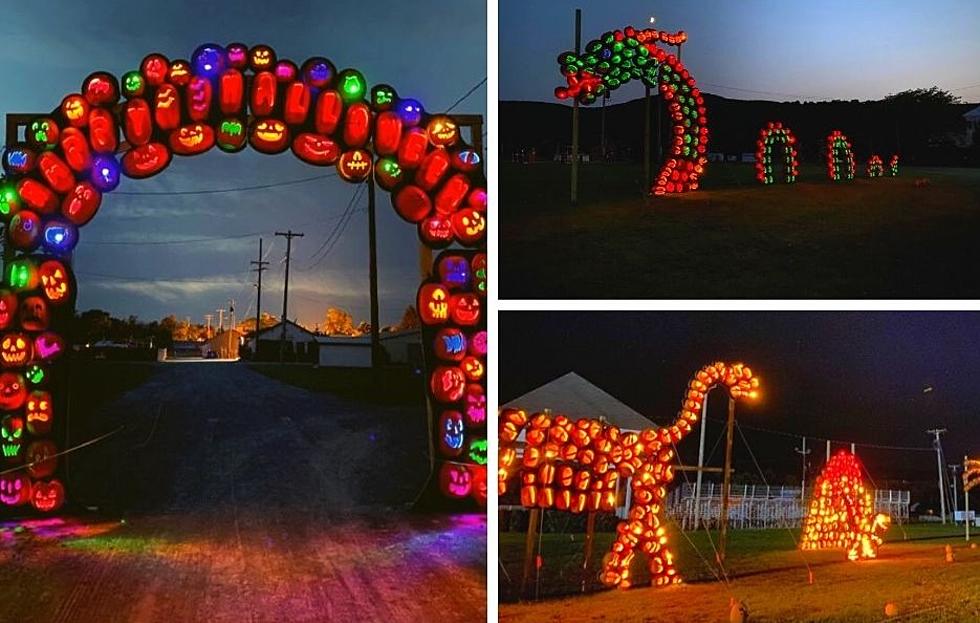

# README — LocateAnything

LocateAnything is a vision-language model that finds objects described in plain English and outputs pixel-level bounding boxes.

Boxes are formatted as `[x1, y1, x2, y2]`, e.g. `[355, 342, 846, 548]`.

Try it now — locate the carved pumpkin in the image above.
[397, 128, 429, 169]
[415, 149, 452, 191]
[450, 293, 480, 326]
[301, 57, 335, 89]
[7, 259, 39, 291]
[471, 465, 488, 504]
[140, 53, 170, 87]
[25, 364, 46, 386]
[250, 119, 289, 154]
[468, 437, 488, 465]
[121, 70, 145, 99]
[434, 328, 467, 362]
[0, 180, 22, 218]
[370, 84, 397, 112]
[62, 181, 101, 225]
[226, 43, 248, 69]
[284, 82, 312, 125]
[216, 119, 248, 153]
[8, 210, 42, 251]
[468, 331, 487, 357]
[191, 43, 226, 78]
[0, 291, 17, 330]
[123, 98, 153, 146]
[42, 219, 80, 254]
[374, 157, 403, 191]
[374, 112, 402, 157]
[315, 90, 344, 135]
[439, 410, 465, 457]
[337, 149, 372, 183]
[438, 255, 470, 289]
[249, 45, 276, 72]
[337, 69, 366, 103]
[19, 296, 49, 332]
[122, 142, 172, 179]
[25, 439, 57, 478]
[154, 84, 181, 130]
[427, 116, 458, 147]
[2, 146, 37, 177]
[34, 332, 65, 361]
[31, 479, 65, 512]
[1, 415, 24, 460]
[393, 185, 432, 223]
[395, 98, 424, 127]
[170, 124, 215, 156]
[0, 473, 31, 506]
[418, 216, 454, 248]
[167, 59, 192, 86]
[291, 133, 340, 166]
[274, 60, 299, 83]
[26, 390, 53, 436]
[434, 174, 471, 216]
[342, 102, 372, 148]
[38, 152, 75, 194]
[0, 333, 32, 366]
[88, 108, 118, 153]
[417, 284, 450, 325]
[452, 148, 481, 173]
[461, 356, 484, 381]
[28, 117, 60, 151]
[452, 209, 486, 245]
[430, 366, 466, 402]
[0, 372, 27, 410]
[82, 72, 119, 106]
[60, 94, 90, 128]
[39, 260, 71, 304]
[219, 69, 245, 116]
[90, 154, 121, 191]
[463, 383, 486, 426]
[439, 463, 472, 498]
[16, 179, 58, 213]
[472, 253, 487, 297]
[251, 72, 278, 116]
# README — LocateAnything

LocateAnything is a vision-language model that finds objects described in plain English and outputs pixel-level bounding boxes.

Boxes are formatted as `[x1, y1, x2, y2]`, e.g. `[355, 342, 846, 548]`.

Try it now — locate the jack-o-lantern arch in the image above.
[826, 130, 856, 181]
[499, 361, 760, 590]
[555, 27, 708, 196]
[867, 155, 884, 178]
[0, 43, 487, 514]
[755, 122, 799, 185]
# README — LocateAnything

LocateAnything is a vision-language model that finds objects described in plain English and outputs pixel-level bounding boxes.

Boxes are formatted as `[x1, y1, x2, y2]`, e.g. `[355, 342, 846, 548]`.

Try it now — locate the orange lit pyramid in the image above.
[800, 451, 890, 560]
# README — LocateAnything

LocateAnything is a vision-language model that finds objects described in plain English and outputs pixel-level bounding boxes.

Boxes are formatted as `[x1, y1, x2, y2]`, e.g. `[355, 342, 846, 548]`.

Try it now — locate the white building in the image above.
[316, 329, 422, 368]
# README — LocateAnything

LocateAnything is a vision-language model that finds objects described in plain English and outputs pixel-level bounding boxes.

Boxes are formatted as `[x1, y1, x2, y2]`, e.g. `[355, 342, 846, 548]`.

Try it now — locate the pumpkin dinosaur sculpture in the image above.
[499, 361, 759, 589]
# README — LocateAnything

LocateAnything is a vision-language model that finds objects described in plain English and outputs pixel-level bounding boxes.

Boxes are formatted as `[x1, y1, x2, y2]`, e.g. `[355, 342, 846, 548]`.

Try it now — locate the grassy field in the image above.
[500, 523, 980, 621]
[499, 162, 980, 299]
[248, 363, 427, 406]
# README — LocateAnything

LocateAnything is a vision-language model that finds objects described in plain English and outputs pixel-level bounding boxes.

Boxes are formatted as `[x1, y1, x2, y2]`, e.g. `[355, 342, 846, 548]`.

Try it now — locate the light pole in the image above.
[949, 463, 962, 517]
[795, 437, 811, 504]
[927, 428, 948, 523]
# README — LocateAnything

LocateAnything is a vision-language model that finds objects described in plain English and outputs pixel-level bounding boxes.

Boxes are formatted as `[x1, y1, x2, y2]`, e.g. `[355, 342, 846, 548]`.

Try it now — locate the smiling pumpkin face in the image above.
[0, 473, 31, 506]
[168, 59, 192, 86]
[249, 45, 276, 71]
[291, 133, 340, 166]
[451, 209, 486, 246]
[439, 463, 472, 498]
[26, 390, 53, 436]
[0, 372, 27, 410]
[122, 142, 172, 179]
[450, 293, 481, 326]
[427, 115, 458, 147]
[337, 149, 372, 183]
[249, 119, 289, 154]
[169, 124, 215, 156]
[216, 119, 247, 152]
[31, 479, 65, 512]
[39, 260, 71, 304]
[0, 291, 17, 330]
[1, 415, 24, 461]
[0, 333, 32, 367]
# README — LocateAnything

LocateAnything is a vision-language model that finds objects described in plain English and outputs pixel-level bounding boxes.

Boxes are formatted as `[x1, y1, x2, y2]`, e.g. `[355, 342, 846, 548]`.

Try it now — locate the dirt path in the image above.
[0, 362, 486, 622]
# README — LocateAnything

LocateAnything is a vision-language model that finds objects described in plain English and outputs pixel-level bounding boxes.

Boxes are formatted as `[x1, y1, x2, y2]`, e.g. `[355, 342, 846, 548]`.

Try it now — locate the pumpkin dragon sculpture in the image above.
[499, 361, 759, 589]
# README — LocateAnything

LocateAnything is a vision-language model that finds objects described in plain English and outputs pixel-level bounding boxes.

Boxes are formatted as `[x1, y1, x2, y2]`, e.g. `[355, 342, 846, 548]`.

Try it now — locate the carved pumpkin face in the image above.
[418, 284, 450, 325]
[0, 181, 22, 218]
[250, 119, 289, 154]
[122, 70, 145, 98]
[337, 149, 372, 183]
[370, 84, 397, 111]
[31, 479, 64, 512]
[29, 117, 60, 151]
[3, 146, 37, 177]
[373, 157, 403, 190]
[226, 43, 248, 69]
[472, 254, 487, 296]
[82, 72, 119, 106]
[439, 410, 465, 456]
[8, 259, 39, 291]
[434, 328, 467, 361]
[1, 415, 24, 460]
[395, 98, 424, 127]
[1, 333, 32, 366]
[452, 148, 481, 173]
[440, 463, 472, 498]
[62, 181, 102, 225]
[464, 383, 486, 426]
[217, 119, 247, 152]
[8, 210, 42, 251]
[301, 57, 335, 88]
[438, 255, 470, 289]
[469, 330, 487, 357]
[291, 133, 339, 166]
[450, 293, 480, 326]
[427, 116, 458, 147]
[122, 142, 172, 179]
[468, 438, 488, 465]
[140, 53, 169, 86]
[61, 94, 90, 127]
[0, 473, 31, 506]
[249, 45, 276, 71]
[39, 260, 71, 304]
[25, 364, 45, 386]
[168, 59, 191, 86]
[19, 296, 48, 332]
[430, 365, 466, 402]
[34, 332, 65, 362]
[26, 390, 53, 436]
[461, 356, 484, 381]
[0, 373, 27, 410]
[170, 124, 215, 155]
[419, 216, 454, 248]
[25, 439, 57, 478]
[0, 291, 17, 330]
[452, 209, 486, 245]
[471, 465, 488, 504]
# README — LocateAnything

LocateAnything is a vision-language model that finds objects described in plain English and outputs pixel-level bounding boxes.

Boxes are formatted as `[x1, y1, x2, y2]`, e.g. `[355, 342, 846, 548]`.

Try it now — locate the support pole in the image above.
[928, 428, 948, 524]
[251, 238, 269, 349]
[966, 456, 971, 542]
[275, 230, 304, 364]
[521, 508, 541, 599]
[693, 394, 709, 529]
[826, 439, 831, 462]
[367, 177, 381, 369]
[600, 92, 607, 161]
[949, 463, 961, 517]
[718, 396, 736, 563]
[795, 437, 811, 504]
[644, 86, 651, 192]
[570, 8, 581, 205]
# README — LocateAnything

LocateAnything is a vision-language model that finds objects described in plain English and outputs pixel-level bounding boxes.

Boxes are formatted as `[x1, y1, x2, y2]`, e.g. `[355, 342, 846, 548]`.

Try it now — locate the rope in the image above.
[0, 425, 125, 477]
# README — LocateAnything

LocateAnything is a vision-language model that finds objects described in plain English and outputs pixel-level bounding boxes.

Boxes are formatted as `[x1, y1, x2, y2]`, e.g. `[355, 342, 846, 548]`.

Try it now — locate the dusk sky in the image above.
[500, 0, 980, 104]
[501, 313, 980, 491]
[0, 0, 487, 327]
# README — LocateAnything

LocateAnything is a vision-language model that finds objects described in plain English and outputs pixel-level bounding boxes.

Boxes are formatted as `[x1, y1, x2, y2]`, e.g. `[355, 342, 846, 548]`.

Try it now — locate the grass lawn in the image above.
[499, 162, 980, 299]
[499, 523, 980, 621]
[248, 363, 426, 406]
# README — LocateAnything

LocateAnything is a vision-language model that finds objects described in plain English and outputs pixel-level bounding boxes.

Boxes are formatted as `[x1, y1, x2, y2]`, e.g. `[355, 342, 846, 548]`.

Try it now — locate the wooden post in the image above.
[644, 86, 651, 192]
[570, 8, 581, 205]
[367, 176, 380, 369]
[718, 396, 736, 563]
[521, 508, 542, 599]
[966, 456, 971, 542]
[581, 511, 596, 592]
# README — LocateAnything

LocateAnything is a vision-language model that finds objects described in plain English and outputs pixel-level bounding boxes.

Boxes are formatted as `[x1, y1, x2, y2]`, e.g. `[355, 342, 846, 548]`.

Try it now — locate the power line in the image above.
[444, 77, 488, 113]
[76, 270, 250, 285]
[301, 185, 367, 270]
[704, 416, 935, 452]
[113, 172, 338, 196]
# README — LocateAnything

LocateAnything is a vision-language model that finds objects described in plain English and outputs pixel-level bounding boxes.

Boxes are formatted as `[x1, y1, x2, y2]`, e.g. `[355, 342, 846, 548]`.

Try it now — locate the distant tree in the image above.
[392, 305, 420, 332]
[356, 320, 371, 335]
[322, 307, 357, 336]
[236, 311, 279, 335]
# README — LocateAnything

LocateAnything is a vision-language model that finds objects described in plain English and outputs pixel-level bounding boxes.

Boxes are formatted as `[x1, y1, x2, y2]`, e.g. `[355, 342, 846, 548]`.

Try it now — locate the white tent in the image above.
[503, 371, 657, 432]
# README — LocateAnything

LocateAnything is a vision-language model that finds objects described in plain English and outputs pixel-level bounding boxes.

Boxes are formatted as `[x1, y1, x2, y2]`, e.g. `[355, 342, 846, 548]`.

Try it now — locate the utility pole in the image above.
[928, 428, 948, 524]
[795, 437, 811, 503]
[692, 394, 709, 529]
[570, 8, 581, 205]
[275, 230, 304, 363]
[228, 299, 236, 333]
[826, 439, 831, 462]
[216, 308, 224, 333]
[949, 463, 961, 517]
[367, 177, 381, 369]
[718, 396, 736, 563]
[204, 314, 213, 339]
[251, 237, 269, 355]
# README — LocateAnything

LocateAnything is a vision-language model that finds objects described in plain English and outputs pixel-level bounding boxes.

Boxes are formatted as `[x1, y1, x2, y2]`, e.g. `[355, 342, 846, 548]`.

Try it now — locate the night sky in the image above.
[0, 0, 486, 327]
[501, 312, 980, 506]
[500, 0, 980, 104]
